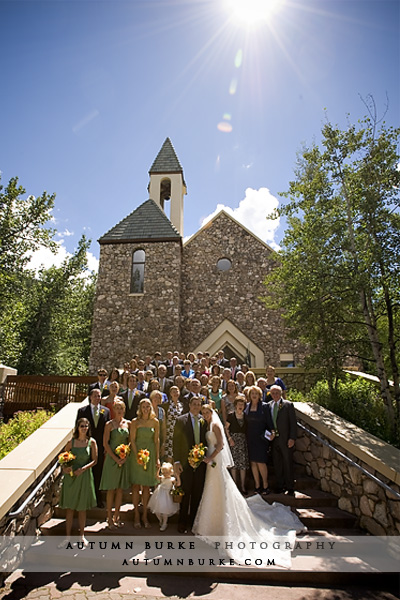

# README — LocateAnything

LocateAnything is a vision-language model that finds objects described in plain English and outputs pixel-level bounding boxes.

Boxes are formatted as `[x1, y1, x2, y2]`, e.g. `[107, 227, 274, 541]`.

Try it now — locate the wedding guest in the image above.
[103, 381, 122, 419]
[88, 368, 109, 397]
[236, 371, 245, 392]
[120, 374, 146, 420]
[76, 388, 110, 508]
[58, 418, 97, 547]
[221, 379, 238, 424]
[181, 360, 195, 379]
[147, 379, 168, 404]
[150, 390, 167, 462]
[265, 365, 287, 399]
[208, 375, 223, 413]
[268, 385, 296, 495]
[221, 368, 232, 392]
[226, 396, 249, 494]
[109, 367, 120, 385]
[210, 363, 221, 377]
[165, 386, 184, 461]
[100, 400, 130, 529]
[130, 398, 160, 528]
[244, 385, 274, 495]
[244, 370, 256, 388]
[174, 375, 189, 402]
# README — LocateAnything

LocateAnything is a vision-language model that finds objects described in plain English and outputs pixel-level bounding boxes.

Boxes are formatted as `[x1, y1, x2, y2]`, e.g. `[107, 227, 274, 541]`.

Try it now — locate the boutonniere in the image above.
[278, 403, 283, 411]
[103, 384, 108, 390]
[100, 409, 105, 414]
[199, 417, 205, 426]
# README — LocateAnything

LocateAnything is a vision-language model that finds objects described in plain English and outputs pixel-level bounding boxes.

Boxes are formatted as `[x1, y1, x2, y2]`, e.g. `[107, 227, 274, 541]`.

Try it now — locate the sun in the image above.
[226, 0, 285, 26]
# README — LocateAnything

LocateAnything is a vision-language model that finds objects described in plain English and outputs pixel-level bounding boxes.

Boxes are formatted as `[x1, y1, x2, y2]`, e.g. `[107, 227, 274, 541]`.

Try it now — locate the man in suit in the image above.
[268, 385, 297, 496]
[173, 396, 207, 533]
[181, 379, 207, 414]
[217, 350, 230, 368]
[88, 368, 109, 397]
[229, 357, 240, 380]
[76, 388, 110, 507]
[157, 364, 173, 397]
[120, 373, 146, 420]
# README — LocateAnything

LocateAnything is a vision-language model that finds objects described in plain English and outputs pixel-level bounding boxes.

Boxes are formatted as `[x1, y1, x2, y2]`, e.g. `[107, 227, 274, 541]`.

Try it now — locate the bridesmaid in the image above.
[103, 381, 122, 419]
[100, 400, 131, 529]
[130, 398, 160, 529]
[58, 417, 98, 547]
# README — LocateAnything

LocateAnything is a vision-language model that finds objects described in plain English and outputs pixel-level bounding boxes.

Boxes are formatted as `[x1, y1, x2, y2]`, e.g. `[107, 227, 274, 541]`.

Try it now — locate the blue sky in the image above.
[0, 0, 398, 271]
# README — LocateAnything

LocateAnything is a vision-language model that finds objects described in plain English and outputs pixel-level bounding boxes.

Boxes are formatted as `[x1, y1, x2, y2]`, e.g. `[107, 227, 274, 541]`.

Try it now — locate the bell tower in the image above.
[148, 137, 187, 236]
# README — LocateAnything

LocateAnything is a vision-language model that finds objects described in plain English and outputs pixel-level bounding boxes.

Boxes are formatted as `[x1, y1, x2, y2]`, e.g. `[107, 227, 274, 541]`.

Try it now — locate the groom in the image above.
[173, 396, 207, 533]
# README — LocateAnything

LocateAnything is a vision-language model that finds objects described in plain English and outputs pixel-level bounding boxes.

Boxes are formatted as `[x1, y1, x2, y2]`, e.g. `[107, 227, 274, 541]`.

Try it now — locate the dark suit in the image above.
[217, 358, 230, 368]
[120, 388, 146, 421]
[88, 380, 110, 398]
[229, 366, 240, 380]
[268, 399, 297, 491]
[173, 412, 207, 529]
[157, 377, 173, 397]
[76, 403, 110, 505]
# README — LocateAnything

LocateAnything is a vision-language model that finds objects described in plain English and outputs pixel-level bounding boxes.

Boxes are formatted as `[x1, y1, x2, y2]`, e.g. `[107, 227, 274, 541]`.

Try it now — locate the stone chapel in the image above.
[89, 138, 302, 371]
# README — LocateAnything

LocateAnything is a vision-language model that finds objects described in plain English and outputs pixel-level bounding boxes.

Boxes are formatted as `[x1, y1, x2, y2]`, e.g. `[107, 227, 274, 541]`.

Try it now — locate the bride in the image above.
[192, 404, 305, 568]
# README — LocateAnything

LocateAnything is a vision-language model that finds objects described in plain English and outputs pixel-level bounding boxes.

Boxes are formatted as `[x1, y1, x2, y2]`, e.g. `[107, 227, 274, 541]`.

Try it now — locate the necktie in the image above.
[128, 390, 133, 409]
[273, 402, 279, 428]
[94, 406, 100, 427]
[194, 416, 200, 445]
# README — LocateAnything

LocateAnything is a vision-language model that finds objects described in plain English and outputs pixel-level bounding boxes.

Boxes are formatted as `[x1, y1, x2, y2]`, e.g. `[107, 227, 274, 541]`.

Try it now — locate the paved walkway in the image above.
[1, 571, 399, 600]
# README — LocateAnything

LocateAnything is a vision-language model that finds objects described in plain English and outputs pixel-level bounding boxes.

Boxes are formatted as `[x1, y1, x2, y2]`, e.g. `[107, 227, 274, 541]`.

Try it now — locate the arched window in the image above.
[130, 249, 145, 294]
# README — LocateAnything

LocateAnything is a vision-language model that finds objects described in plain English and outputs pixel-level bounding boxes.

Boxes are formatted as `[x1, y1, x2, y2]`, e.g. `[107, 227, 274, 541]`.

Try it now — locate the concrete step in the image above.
[264, 489, 337, 508]
[296, 507, 357, 530]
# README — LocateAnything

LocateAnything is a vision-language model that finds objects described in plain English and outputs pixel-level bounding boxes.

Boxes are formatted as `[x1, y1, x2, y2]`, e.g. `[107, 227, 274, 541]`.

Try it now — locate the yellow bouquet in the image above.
[137, 448, 150, 470]
[115, 443, 131, 467]
[188, 443, 207, 469]
[58, 451, 76, 477]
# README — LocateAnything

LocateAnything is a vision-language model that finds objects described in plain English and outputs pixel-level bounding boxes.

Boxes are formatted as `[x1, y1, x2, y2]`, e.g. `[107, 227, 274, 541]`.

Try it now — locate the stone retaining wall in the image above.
[294, 403, 400, 536]
[0, 462, 62, 577]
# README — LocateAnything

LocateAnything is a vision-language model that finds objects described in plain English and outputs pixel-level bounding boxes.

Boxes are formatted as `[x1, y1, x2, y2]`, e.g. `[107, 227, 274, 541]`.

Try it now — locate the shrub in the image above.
[289, 375, 394, 446]
[0, 409, 53, 460]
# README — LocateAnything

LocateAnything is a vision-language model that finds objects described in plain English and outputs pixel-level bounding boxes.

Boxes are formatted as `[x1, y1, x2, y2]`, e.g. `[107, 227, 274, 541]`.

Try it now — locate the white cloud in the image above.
[199, 187, 281, 250]
[56, 228, 74, 238]
[27, 241, 99, 274]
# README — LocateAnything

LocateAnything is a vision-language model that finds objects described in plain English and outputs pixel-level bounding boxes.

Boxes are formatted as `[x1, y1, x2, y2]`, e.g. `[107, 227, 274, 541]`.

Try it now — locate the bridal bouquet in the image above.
[115, 443, 130, 466]
[137, 448, 150, 470]
[188, 443, 207, 469]
[58, 451, 76, 477]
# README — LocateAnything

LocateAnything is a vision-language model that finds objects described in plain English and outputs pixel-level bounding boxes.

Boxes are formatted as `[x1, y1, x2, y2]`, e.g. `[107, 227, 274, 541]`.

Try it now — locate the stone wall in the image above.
[294, 405, 400, 536]
[181, 213, 305, 366]
[0, 462, 61, 581]
[90, 240, 182, 372]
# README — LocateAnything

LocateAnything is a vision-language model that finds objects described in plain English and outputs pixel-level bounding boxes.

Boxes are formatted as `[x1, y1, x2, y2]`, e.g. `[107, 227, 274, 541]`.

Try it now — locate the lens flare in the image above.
[227, 0, 284, 26]
[217, 121, 233, 133]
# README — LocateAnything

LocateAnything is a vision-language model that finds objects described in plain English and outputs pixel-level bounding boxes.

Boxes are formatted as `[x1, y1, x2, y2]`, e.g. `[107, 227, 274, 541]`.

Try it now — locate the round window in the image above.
[216, 258, 232, 271]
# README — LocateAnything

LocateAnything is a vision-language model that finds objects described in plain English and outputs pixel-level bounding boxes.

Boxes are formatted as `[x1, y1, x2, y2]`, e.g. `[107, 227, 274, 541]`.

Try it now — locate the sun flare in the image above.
[226, 0, 284, 26]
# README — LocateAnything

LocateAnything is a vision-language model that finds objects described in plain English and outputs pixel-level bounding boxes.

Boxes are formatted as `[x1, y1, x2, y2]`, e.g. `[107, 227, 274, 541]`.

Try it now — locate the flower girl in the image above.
[148, 462, 180, 531]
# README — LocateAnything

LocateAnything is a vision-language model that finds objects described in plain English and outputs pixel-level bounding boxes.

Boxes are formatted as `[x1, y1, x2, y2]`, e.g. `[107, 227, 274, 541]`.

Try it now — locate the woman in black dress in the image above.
[244, 385, 273, 495]
[226, 396, 249, 494]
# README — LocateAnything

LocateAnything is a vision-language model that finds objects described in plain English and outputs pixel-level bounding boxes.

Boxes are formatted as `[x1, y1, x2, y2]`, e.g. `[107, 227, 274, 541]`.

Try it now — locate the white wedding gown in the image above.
[192, 429, 305, 569]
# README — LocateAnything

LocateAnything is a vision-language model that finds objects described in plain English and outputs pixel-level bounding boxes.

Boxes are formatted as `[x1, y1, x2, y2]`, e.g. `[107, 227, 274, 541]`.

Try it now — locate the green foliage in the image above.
[264, 101, 400, 438]
[0, 174, 96, 375]
[0, 409, 53, 460]
[290, 376, 394, 446]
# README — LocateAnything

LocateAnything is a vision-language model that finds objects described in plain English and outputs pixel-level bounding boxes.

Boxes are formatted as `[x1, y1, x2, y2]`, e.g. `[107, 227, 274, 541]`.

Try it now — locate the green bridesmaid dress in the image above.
[130, 427, 158, 486]
[59, 439, 96, 511]
[100, 426, 131, 490]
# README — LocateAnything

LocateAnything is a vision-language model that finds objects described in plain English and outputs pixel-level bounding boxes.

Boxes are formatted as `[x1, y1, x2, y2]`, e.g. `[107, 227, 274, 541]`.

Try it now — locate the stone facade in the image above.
[181, 212, 302, 365]
[294, 418, 400, 536]
[90, 240, 182, 370]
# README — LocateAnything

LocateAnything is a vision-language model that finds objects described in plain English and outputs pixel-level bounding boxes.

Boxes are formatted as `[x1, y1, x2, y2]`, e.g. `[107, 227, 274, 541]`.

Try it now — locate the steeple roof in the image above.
[149, 137, 186, 185]
[99, 199, 181, 244]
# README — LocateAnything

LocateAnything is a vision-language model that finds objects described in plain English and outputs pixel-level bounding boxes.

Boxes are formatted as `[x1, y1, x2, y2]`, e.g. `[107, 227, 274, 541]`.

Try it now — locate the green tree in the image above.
[17, 236, 95, 375]
[0, 174, 96, 374]
[265, 103, 400, 439]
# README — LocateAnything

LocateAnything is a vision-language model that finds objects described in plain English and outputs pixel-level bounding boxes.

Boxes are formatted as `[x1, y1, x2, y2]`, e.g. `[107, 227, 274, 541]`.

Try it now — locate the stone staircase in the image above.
[34, 465, 388, 583]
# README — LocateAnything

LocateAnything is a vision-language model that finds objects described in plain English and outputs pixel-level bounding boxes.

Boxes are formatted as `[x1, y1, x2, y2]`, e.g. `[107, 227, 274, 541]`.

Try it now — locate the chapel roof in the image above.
[98, 198, 181, 244]
[149, 137, 186, 185]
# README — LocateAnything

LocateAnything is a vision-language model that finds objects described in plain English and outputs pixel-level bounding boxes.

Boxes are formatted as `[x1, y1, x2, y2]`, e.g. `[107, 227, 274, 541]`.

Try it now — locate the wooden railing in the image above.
[1, 375, 97, 418]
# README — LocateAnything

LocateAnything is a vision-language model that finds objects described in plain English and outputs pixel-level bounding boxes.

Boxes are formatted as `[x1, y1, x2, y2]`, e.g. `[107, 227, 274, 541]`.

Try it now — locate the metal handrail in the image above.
[297, 421, 400, 500]
[8, 460, 59, 517]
